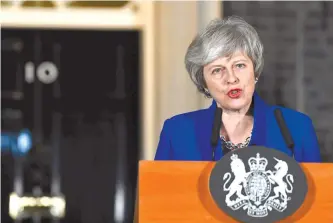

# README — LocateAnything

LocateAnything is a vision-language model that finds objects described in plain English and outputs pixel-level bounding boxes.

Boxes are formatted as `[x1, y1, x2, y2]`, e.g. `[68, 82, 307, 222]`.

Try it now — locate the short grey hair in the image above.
[185, 16, 264, 97]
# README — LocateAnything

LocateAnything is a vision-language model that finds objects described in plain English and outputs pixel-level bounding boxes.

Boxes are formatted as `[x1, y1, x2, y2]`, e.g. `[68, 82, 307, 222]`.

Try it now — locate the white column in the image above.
[141, 1, 157, 160]
[152, 1, 200, 159]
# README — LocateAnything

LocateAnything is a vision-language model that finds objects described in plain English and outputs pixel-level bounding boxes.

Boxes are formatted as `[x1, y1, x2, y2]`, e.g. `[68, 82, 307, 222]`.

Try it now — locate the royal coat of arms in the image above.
[222, 153, 294, 217]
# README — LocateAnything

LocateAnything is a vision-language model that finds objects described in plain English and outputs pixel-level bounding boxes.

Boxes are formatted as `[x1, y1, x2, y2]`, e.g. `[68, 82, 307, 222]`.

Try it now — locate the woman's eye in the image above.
[212, 68, 222, 74]
[235, 63, 246, 69]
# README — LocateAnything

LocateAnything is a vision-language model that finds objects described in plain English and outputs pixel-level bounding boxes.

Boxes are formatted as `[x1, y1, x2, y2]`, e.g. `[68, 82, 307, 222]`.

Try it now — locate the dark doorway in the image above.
[1, 28, 141, 223]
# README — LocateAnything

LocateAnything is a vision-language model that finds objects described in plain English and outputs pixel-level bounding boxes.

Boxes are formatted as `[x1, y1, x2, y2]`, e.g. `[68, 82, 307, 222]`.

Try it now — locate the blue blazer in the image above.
[154, 92, 322, 162]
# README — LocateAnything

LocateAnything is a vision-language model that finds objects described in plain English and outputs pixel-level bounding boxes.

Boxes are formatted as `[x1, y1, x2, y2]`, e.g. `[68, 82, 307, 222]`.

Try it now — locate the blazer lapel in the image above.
[250, 91, 268, 146]
[195, 100, 220, 161]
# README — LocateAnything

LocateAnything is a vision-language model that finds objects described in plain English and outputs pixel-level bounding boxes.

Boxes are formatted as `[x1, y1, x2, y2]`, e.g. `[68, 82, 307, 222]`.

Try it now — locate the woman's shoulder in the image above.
[267, 104, 314, 126]
[267, 104, 321, 162]
[163, 108, 211, 126]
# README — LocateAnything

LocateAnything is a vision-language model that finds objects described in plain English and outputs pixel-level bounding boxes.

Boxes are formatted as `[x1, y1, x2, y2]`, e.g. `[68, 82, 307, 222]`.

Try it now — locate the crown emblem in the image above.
[248, 153, 268, 171]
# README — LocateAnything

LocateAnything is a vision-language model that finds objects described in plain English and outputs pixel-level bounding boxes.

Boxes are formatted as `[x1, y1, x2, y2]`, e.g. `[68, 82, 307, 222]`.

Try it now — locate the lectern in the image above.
[138, 161, 333, 222]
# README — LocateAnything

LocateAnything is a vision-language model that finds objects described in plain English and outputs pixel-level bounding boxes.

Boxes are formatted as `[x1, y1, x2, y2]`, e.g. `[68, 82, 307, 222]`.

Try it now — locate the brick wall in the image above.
[223, 1, 333, 162]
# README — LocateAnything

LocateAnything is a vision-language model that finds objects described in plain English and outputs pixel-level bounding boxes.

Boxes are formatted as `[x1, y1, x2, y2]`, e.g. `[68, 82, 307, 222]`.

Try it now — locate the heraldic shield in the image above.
[209, 146, 308, 223]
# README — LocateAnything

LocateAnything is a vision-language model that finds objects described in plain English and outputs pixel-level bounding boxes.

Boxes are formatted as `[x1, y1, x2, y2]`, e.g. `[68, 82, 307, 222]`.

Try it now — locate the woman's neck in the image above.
[220, 102, 254, 144]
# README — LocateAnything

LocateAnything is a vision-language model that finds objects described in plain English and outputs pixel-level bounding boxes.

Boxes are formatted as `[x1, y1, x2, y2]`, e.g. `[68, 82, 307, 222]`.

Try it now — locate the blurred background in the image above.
[1, 1, 332, 223]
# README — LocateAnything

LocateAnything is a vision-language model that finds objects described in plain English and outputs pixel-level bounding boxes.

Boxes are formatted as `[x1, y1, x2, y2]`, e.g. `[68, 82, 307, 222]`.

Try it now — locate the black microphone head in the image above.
[211, 107, 222, 147]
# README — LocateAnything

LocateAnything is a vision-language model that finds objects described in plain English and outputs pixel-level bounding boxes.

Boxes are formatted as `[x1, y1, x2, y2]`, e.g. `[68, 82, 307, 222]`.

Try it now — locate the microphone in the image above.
[211, 107, 222, 161]
[274, 108, 295, 155]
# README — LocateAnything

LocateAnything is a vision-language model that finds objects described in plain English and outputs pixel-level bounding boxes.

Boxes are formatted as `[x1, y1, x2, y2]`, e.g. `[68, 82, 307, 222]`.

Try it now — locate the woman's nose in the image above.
[226, 71, 239, 84]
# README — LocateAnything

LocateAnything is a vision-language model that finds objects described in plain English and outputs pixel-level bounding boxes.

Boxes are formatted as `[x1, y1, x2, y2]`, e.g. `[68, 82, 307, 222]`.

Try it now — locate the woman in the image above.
[154, 16, 321, 162]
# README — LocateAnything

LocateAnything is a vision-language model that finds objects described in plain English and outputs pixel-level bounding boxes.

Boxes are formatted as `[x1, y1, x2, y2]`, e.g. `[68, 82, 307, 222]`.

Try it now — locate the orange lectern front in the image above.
[138, 161, 333, 223]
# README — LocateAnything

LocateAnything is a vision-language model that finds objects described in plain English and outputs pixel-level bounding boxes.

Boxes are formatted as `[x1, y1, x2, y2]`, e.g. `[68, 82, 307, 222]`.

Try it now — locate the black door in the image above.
[1, 28, 141, 223]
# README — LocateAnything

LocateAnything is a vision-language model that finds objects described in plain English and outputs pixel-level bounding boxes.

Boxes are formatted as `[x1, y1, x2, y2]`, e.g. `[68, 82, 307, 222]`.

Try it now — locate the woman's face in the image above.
[203, 51, 256, 112]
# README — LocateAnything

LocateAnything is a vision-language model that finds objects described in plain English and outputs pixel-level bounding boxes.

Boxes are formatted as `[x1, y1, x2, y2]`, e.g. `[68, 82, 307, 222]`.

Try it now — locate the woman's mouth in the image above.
[227, 88, 242, 98]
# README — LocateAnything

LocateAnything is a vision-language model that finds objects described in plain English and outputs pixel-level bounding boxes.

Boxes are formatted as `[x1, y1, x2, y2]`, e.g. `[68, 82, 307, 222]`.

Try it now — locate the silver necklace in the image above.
[220, 132, 252, 151]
